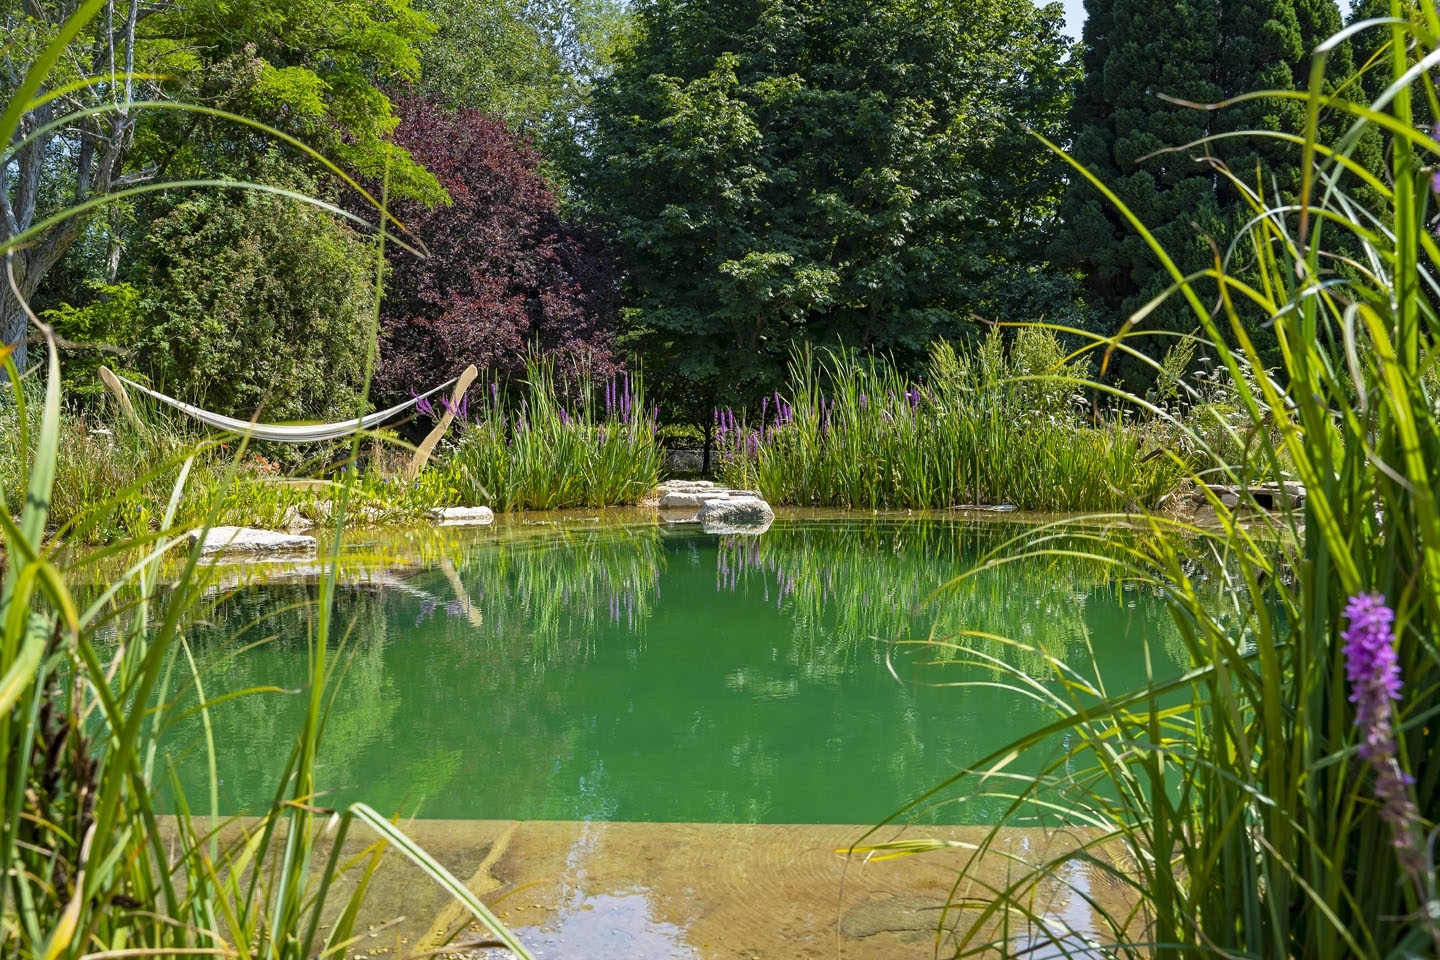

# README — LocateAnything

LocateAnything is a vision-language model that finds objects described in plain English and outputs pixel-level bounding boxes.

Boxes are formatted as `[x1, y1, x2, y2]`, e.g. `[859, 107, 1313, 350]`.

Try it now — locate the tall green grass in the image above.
[442, 358, 662, 510]
[861, 8, 1440, 958]
[0, 5, 533, 957]
[717, 333, 1189, 512]
[0, 391, 463, 543]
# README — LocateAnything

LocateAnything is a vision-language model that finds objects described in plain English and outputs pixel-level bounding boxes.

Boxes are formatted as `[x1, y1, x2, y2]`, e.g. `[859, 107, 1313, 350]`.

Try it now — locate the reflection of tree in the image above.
[162, 518, 1194, 823]
[165, 586, 402, 812]
[714, 520, 1188, 678]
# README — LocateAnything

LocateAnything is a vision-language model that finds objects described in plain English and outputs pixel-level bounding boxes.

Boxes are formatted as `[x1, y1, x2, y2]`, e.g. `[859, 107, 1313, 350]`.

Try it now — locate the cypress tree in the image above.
[1053, 0, 1350, 385]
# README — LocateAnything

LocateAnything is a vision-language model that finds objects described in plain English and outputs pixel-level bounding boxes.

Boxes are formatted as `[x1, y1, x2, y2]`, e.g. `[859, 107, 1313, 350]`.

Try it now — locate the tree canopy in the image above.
[2, 0, 440, 371]
[375, 96, 620, 403]
[579, 0, 1077, 415]
[1051, 0, 1348, 382]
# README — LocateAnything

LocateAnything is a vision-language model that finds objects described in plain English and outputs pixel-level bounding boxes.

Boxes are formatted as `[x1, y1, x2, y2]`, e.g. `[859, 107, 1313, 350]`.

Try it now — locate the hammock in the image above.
[98, 366, 460, 443]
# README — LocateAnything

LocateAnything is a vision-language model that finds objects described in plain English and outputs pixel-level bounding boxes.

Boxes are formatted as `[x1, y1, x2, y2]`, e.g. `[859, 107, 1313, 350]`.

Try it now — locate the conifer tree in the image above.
[1053, 0, 1349, 383]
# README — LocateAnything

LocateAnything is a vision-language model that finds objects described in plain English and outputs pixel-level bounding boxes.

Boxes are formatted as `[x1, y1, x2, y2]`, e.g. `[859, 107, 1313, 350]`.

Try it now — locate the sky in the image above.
[1059, 0, 1086, 40]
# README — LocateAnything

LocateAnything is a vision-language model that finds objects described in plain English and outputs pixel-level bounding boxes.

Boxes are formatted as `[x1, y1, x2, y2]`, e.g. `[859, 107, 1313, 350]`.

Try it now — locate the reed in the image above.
[442, 357, 662, 510]
[716, 334, 1188, 512]
[860, 8, 1440, 958]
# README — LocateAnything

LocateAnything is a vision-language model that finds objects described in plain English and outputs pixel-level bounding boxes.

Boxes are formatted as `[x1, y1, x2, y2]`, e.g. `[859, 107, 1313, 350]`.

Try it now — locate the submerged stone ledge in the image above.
[189, 526, 318, 558]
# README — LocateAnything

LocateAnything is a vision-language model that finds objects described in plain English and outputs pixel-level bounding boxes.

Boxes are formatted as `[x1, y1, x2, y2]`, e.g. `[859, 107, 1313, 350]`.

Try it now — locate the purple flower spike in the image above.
[1342, 593, 1425, 877]
[1433, 169, 1440, 196]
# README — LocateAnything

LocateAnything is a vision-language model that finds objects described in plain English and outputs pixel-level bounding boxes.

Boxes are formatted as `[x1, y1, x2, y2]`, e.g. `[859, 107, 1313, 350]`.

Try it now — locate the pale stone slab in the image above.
[190, 526, 317, 557]
[429, 506, 495, 526]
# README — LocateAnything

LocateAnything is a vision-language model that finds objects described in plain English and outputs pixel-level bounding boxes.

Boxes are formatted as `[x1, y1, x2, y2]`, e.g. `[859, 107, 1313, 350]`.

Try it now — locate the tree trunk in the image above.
[1, 258, 34, 374]
[702, 416, 713, 476]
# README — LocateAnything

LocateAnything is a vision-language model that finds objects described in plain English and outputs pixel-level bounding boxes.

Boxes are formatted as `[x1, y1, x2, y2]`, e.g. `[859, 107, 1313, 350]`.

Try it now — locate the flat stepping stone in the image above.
[190, 526, 317, 557]
[658, 488, 762, 509]
[658, 479, 714, 491]
[429, 506, 495, 526]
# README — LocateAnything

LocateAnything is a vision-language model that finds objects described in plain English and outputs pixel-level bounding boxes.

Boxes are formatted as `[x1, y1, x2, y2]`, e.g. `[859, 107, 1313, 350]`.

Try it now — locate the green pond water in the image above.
[168, 514, 1184, 825]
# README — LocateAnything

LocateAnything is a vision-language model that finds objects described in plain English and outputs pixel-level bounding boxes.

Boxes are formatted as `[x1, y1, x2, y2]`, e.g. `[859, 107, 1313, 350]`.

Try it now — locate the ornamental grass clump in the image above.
[442, 357, 661, 510]
[717, 333, 1186, 512]
[856, 7, 1440, 958]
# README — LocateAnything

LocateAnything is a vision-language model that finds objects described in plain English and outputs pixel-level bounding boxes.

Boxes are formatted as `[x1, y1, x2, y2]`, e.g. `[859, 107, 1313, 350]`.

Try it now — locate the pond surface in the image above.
[169, 514, 1184, 825]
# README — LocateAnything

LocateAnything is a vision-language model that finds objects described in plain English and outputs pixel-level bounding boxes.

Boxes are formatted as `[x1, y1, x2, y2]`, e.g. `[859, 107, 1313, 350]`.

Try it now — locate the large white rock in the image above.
[697, 496, 775, 534]
[429, 506, 495, 526]
[190, 526, 317, 557]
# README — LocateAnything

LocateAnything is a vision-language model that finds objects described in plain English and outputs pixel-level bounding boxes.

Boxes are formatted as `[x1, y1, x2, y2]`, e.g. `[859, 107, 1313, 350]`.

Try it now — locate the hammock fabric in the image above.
[99, 367, 459, 443]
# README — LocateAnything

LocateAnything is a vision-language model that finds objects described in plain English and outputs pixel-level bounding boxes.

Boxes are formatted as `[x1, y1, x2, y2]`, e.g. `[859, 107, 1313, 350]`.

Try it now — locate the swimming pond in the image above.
[166, 514, 1183, 826]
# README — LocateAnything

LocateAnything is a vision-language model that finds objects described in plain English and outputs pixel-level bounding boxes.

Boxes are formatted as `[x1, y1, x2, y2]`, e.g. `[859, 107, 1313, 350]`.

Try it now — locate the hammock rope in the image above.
[98, 366, 460, 443]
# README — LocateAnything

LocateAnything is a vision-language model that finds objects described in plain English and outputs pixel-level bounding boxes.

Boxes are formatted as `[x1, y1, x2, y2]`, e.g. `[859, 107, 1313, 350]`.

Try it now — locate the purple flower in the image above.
[1343, 593, 1425, 876]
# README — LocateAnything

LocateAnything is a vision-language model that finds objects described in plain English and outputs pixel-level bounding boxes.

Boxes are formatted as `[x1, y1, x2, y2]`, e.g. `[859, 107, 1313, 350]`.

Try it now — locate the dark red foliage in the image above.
[375, 96, 620, 401]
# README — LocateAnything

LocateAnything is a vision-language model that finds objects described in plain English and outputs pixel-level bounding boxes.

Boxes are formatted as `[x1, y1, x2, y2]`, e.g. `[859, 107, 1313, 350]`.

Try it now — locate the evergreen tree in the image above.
[1053, 0, 1349, 384]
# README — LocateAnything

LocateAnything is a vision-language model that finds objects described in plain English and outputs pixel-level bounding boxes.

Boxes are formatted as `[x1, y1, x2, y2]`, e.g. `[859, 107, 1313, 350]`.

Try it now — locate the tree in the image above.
[1, 0, 441, 373]
[124, 167, 376, 422]
[1051, 0, 1350, 384]
[413, 0, 632, 167]
[375, 96, 620, 403]
[579, 0, 1076, 417]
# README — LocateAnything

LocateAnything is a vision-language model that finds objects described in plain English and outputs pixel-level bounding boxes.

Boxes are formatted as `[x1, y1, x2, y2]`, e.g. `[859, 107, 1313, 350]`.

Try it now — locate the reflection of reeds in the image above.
[714, 521, 1184, 676]
[442, 524, 665, 663]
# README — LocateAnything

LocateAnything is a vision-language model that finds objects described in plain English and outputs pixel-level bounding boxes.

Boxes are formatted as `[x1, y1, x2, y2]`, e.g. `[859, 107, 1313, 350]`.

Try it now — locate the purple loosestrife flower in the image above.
[1343, 593, 1426, 876]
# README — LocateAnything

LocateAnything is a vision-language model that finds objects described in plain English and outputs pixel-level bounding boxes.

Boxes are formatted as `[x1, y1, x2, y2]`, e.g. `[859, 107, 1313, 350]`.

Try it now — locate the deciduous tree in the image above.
[579, 0, 1076, 415]
[375, 97, 619, 402]
[2, 0, 440, 372]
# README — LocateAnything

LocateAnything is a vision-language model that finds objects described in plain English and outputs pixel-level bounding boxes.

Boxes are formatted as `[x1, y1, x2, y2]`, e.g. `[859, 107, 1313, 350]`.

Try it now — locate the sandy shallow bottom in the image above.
[338, 820, 1136, 960]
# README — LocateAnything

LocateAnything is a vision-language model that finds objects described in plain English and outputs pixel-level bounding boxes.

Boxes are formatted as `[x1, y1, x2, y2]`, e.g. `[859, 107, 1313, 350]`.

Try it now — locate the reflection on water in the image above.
[503, 824, 698, 960]
[166, 516, 1184, 824]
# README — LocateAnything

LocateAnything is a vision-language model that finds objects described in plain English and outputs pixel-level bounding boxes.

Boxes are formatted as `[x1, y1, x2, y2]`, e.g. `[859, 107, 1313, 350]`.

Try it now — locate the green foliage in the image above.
[1052, 0, 1346, 384]
[42, 281, 144, 402]
[2, 0, 442, 372]
[127, 182, 375, 422]
[884, 7, 1440, 955]
[581, 0, 1077, 412]
[0, 347, 533, 959]
[717, 335, 1186, 512]
[0, 9, 533, 959]
[414, 0, 631, 169]
[441, 358, 661, 510]
[134, 0, 444, 203]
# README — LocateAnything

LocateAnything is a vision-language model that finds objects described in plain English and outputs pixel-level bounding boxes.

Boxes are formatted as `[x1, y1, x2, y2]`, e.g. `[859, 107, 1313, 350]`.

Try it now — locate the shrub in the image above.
[130, 172, 375, 422]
